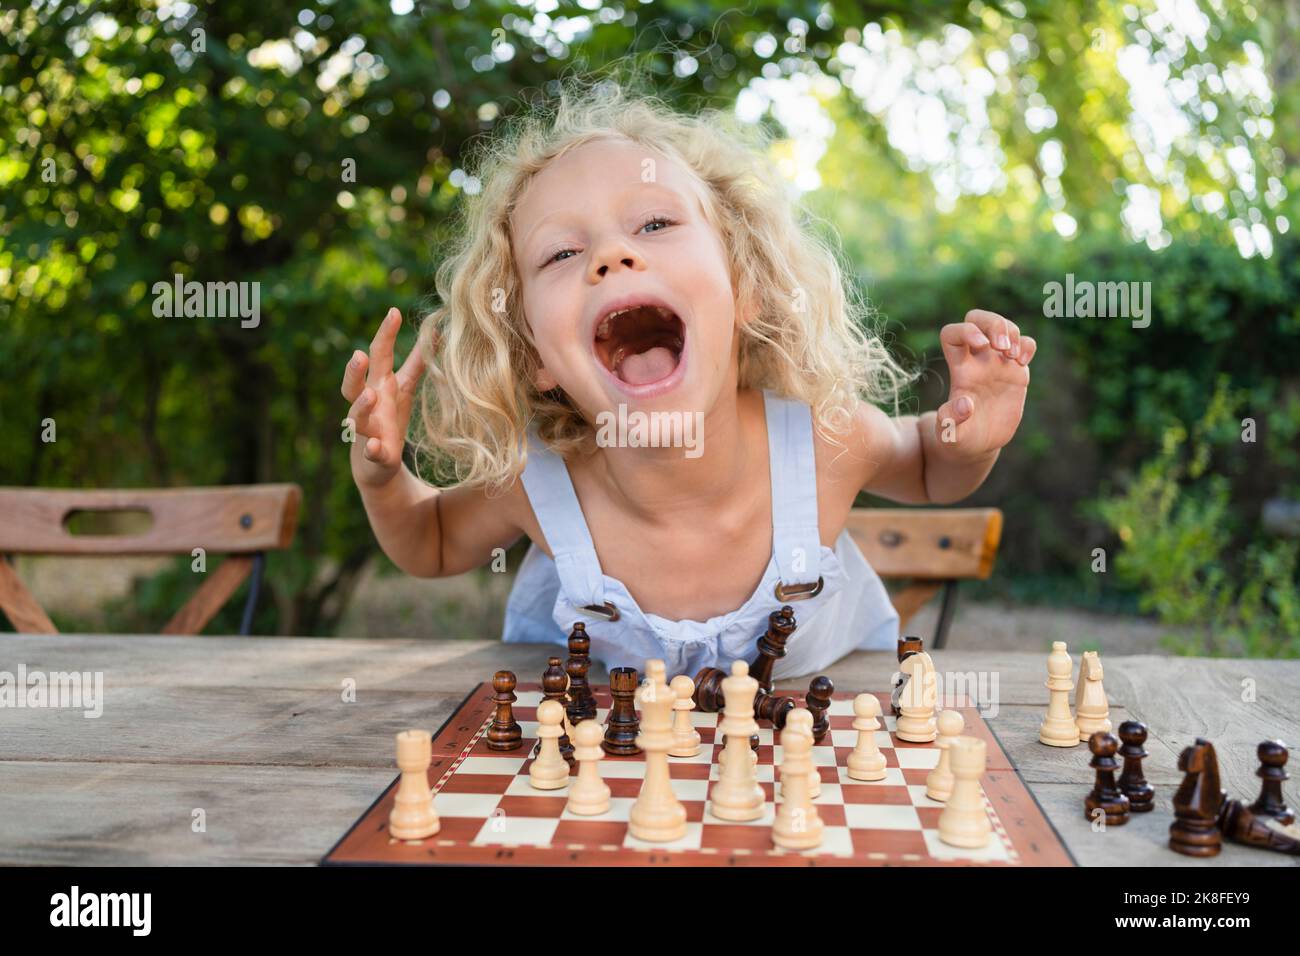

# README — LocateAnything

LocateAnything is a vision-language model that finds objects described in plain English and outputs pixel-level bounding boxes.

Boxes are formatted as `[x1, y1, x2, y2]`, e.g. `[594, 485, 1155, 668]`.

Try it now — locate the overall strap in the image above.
[763, 389, 823, 589]
[519, 430, 607, 610]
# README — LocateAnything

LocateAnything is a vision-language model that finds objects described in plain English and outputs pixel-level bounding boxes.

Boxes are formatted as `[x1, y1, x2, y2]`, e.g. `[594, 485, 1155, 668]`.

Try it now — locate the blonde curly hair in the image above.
[414, 72, 913, 492]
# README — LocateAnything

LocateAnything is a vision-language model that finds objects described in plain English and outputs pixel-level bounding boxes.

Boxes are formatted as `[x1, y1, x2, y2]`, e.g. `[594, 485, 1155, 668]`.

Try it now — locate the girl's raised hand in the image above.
[341, 308, 429, 488]
[934, 309, 1037, 459]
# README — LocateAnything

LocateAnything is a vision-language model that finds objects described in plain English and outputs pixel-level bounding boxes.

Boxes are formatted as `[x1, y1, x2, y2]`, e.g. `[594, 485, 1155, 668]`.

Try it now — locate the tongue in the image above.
[617, 346, 677, 386]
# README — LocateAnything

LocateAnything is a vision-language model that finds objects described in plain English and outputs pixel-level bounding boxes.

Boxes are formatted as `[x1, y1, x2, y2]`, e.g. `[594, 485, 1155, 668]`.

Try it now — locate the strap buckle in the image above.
[773, 576, 824, 602]
[581, 601, 620, 622]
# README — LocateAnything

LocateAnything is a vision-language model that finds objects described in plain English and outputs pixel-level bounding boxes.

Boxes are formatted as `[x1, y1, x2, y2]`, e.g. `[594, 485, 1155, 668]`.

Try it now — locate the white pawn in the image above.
[389, 729, 440, 840]
[708, 661, 765, 822]
[772, 709, 823, 850]
[779, 709, 821, 800]
[937, 735, 991, 848]
[1039, 641, 1081, 747]
[668, 674, 702, 757]
[896, 651, 937, 743]
[529, 699, 570, 790]
[566, 720, 611, 815]
[925, 710, 965, 802]
[1074, 651, 1112, 741]
[846, 693, 887, 781]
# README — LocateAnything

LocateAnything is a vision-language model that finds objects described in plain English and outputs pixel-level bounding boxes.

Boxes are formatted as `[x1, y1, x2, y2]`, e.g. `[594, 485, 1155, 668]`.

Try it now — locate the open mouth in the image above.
[594, 304, 685, 387]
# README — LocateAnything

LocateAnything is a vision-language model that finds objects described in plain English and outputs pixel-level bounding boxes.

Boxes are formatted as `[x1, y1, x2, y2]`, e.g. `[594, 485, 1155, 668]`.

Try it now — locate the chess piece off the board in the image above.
[1168, 738, 1225, 857]
[388, 729, 440, 840]
[926, 710, 965, 801]
[1038, 642, 1080, 747]
[1248, 740, 1294, 826]
[566, 720, 611, 816]
[937, 736, 991, 849]
[1116, 720, 1154, 812]
[530, 699, 571, 790]
[628, 661, 688, 842]
[1074, 651, 1111, 741]
[772, 708, 823, 850]
[1084, 731, 1130, 826]
[846, 693, 887, 781]
[709, 661, 765, 821]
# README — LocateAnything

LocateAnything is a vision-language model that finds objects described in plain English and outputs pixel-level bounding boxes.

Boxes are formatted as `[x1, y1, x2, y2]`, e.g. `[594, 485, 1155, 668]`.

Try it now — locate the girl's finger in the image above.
[963, 310, 1014, 351]
[1016, 335, 1038, 366]
[940, 322, 989, 364]
[367, 308, 401, 384]
[341, 350, 369, 402]
[363, 436, 389, 465]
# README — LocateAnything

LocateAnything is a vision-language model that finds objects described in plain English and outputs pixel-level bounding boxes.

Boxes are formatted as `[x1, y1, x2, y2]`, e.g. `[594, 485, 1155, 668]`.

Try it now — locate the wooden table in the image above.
[1, 634, 1296, 866]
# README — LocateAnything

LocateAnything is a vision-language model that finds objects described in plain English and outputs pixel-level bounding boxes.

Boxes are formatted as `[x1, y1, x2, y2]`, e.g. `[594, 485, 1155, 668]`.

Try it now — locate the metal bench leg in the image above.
[933, 580, 959, 649]
[239, 552, 266, 636]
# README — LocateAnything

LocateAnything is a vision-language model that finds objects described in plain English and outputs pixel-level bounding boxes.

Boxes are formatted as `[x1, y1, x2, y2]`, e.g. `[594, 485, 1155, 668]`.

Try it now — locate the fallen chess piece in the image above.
[1218, 798, 1300, 855]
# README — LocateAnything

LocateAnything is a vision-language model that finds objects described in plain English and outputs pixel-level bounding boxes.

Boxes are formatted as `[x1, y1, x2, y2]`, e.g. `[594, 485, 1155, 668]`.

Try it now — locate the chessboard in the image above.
[323, 682, 1075, 866]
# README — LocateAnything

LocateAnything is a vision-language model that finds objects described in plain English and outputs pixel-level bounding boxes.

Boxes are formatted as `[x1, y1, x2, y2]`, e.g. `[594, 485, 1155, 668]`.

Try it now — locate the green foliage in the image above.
[1095, 378, 1300, 657]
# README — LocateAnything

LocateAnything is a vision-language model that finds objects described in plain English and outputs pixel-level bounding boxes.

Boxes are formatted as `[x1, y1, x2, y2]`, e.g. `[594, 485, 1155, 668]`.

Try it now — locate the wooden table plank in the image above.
[1, 634, 1297, 867]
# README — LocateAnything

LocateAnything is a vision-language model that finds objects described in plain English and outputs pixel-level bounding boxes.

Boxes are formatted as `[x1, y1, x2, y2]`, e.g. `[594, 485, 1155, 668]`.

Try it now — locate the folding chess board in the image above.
[323, 683, 1074, 866]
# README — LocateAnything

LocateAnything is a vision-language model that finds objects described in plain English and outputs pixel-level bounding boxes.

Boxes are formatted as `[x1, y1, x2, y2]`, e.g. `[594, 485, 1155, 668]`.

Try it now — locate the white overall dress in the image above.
[501, 390, 900, 679]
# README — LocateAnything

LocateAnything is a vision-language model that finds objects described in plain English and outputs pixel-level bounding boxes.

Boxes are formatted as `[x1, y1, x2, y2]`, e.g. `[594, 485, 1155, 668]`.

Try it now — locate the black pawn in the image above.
[534, 657, 574, 766]
[487, 670, 522, 751]
[1085, 731, 1131, 826]
[1249, 740, 1294, 826]
[565, 623, 597, 726]
[806, 675, 834, 744]
[602, 667, 641, 756]
[1117, 720, 1155, 813]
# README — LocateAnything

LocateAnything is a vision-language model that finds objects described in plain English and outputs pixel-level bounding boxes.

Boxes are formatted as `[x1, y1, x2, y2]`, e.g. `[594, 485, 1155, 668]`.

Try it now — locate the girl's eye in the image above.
[540, 216, 676, 268]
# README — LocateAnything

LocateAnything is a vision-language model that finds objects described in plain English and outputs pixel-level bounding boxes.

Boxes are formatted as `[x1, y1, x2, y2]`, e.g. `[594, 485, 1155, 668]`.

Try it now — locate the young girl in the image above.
[340, 81, 1036, 680]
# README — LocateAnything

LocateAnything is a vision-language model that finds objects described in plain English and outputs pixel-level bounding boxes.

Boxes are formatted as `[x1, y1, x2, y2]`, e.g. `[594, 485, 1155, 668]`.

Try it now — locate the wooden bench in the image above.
[844, 507, 1002, 648]
[0, 485, 301, 635]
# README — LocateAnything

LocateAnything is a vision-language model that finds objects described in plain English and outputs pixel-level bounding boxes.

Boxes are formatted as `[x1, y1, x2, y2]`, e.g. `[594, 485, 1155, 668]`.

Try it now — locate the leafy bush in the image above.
[1094, 378, 1300, 657]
